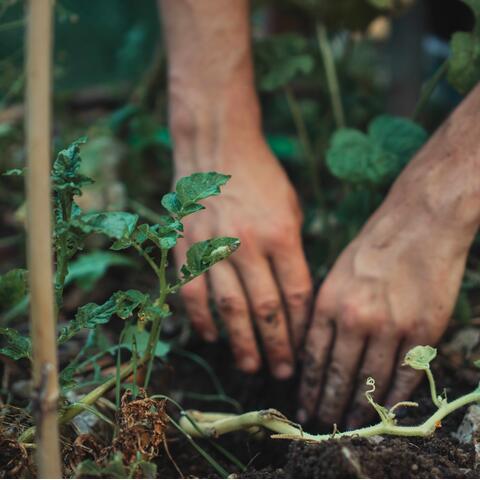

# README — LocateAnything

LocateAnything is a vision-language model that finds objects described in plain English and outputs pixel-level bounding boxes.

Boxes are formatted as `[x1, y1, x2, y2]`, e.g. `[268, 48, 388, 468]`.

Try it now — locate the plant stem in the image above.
[283, 84, 324, 211]
[412, 60, 448, 121]
[316, 23, 345, 129]
[426, 368, 442, 408]
[179, 389, 480, 442]
[143, 248, 168, 388]
[25, 0, 62, 477]
[19, 359, 140, 443]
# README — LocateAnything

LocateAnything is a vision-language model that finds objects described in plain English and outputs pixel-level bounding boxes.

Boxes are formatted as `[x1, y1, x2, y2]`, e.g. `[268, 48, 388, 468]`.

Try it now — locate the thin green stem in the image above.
[180, 388, 480, 442]
[284, 85, 325, 211]
[425, 368, 442, 408]
[133, 243, 159, 276]
[412, 60, 448, 121]
[143, 248, 168, 389]
[316, 23, 345, 129]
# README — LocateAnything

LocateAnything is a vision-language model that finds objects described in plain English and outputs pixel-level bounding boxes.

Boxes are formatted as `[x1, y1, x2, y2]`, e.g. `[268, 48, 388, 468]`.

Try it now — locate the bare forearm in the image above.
[159, 0, 262, 167]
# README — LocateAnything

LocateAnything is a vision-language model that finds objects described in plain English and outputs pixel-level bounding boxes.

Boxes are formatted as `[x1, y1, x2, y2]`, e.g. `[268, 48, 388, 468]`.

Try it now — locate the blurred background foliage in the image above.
[1, 0, 479, 324]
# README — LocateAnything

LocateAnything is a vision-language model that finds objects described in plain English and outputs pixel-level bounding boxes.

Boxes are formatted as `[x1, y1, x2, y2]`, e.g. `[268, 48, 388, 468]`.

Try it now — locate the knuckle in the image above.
[217, 294, 248, 317]
[285, 288, 313, 311]
[253, 298, 282, 322]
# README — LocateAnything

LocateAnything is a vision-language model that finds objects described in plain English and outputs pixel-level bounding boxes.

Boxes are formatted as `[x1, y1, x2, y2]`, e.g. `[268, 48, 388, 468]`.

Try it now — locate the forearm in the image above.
[158, 0, 262, 171]
[391, 83, 480, 234]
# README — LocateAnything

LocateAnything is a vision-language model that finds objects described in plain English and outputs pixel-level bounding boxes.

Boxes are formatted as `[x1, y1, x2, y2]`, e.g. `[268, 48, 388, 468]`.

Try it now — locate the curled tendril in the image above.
[364, 377, 393, 426]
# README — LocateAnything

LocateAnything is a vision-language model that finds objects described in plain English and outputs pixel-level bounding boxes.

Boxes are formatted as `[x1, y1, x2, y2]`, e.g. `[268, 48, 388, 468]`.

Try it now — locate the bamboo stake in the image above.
[25, 0, 62, 477]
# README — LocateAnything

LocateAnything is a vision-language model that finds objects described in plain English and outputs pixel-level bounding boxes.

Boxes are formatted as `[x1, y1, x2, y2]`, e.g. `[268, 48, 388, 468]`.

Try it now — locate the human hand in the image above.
[172, 126, 312, 379]
[298, 146, 479, 427]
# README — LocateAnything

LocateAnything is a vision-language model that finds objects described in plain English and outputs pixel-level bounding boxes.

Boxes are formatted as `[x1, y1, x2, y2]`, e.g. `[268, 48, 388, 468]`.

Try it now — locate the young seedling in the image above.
[1, 138, 240, 443]
[179, 345, 480, 442]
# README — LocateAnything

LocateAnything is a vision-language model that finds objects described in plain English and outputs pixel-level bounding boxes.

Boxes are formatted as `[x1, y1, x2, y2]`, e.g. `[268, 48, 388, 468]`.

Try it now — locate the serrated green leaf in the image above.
[448, 31, 480, 94]
[73, 212, 139, 240]
[182, 237, 240, 277]
[52, 137, 93, 196]
[58, 290, 148, 344]
[403, 345, 437, 370]
[162, 172, 230, 219]
[0, 269, 28, 311]
[176, 172, 230, 206]
[0, 328, 32, 361]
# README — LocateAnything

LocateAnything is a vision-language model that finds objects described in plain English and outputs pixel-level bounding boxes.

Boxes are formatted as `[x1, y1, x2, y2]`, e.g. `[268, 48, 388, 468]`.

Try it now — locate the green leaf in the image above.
[73, 212, 139, 240]
[403, 345, 437, 370]
[368, 115, 427, 167]
[52, 137, 93, 196]
[182, 237, 240, 278]
[66, 251, 136, 291]
[326, 128, 396, 185]
[326, 115, 427, 186]
[254, 34, 314, 91]
[3, 168, 25, 176]
[448, 31, 480, 95]
[123, 324, 170, 358]
[0, 327, 32, 360]
[162, 172, 230, 219]
[57, 290, 148, 344]
[0, 269, 28, 311]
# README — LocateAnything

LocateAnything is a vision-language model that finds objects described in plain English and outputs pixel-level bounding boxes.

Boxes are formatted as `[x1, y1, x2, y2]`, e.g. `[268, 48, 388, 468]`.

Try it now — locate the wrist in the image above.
[168, 78, 265, 175]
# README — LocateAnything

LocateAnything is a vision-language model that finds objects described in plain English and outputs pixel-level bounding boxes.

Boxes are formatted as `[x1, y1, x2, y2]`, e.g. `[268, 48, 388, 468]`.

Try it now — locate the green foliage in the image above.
[181, 237, 241, 279]
[0, 327, 32, 361]
[0, 269, 28, 311]
[72, 211, 139, 241]
[447, 0, 480, 94]
[326, 115, 427, 185]
[57, 290, 151, 344]
[66, 251, 136, 292]
[123, 324, 170, 358]
[75, 452, 157, 479]
[162, 172, 231, 219]
[254, 34, 314, 91]
[52, 137, 93, 197]
[403, 345, 437, 370]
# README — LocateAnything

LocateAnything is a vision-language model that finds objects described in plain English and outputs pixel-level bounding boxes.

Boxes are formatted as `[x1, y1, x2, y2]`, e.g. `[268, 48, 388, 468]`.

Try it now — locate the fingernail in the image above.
[239, 356, 259, 373]
[203, 331, 218, 342]
[274, 362, 294, 380]
[297, 408, 307, 423]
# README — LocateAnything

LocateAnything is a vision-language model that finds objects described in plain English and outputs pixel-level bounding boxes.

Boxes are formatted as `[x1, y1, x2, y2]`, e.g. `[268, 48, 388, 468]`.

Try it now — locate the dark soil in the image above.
[153, 329, 480, 479]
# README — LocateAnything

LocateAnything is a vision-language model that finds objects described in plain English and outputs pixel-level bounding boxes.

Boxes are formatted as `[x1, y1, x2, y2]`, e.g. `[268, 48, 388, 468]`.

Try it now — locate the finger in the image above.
[174, 241, 217, 342]
[232, 252, 294, 380]
[270, 237, 313, 349]
[209, 261, 261, 373]
[297, 315, 334, 422]
[345, 335, 399, 429]
[317, 329, 366, 426]
[384, 339, 424, 408]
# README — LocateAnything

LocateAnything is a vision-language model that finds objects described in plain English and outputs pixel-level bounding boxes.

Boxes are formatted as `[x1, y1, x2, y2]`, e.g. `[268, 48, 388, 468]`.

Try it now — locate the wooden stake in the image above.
[25, 0, 62, 477]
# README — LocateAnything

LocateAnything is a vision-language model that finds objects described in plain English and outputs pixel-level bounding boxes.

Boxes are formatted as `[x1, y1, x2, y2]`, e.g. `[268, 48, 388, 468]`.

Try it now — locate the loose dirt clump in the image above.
[0, 437, 30, 478]
[104, 389, 169, 463]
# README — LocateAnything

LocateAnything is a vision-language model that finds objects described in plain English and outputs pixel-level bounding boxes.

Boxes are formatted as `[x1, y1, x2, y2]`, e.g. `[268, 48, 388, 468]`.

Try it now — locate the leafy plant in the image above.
[0, 138, 240, 445]
[179, 345, 480, 442]
[326, 114, 427, 186]
[447, 0, 480, 94]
